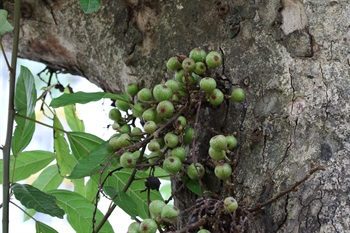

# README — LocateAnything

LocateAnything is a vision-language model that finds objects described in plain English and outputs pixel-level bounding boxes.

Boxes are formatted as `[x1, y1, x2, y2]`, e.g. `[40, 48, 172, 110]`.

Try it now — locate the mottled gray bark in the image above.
[3, 0, 349, 232]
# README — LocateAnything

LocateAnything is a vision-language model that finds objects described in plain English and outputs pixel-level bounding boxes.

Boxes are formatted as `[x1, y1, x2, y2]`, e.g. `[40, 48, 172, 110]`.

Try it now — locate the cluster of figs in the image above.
[106, 48, 245, 233]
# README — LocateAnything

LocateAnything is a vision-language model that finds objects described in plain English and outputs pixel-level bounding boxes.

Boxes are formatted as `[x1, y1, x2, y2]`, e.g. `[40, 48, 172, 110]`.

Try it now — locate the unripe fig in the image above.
[177, 83, 188, 96]
[223, 196, 238, 212]
[209, 88, 224, 106]
[189, 47, 207, 62]
[139, 218, 158, 233]
[187, 163, 205, 180]
[137, 88, 153, 102]
[156, 137, 165, 149]
[148, 139, 160, 152]
[172, 94, 180, 101]
[116, 100, 130, 111]
[226, 135, 238, 150]
[109, 136, 121, 151]
[175, 69, 185, 83]
[205, 51, 222, 68]
[131, 127, 143, 135]
[117, 134, 132, 148]
[194, 62, 207, 75]
[109, 108, 122, 121]
[144, 121, 157, 134]
[176, 116, 187, 129]
[230, 87, 246, 102]
[120, 152, 137, 168]
[119, 124, 131, 133]
[183, 127, 194, 145]
[209, 135, 227, 151]
[112, 122, 120, 130]
[182, 73, 195, 86]
[200, 77, 216, 93]
[153, 111, 165, 124]
[167, 56, 182, 71]
[208, 147, 225, 160]
[142, 108, 156, 122]
[164, 132, 179, 148]
[156, 100, 174, 118]
[161, 204, 180, 223]
[127, 222, 141, 233]
[132, 102, 148, 118]
[214, 163, 232, 180]
[149, 200, 166, 219]
[165, 80, 180, 93]
[197, 230, 211, 233]
[145, 151, 162, 164]
[133, 150, 141, 158]
[163, 156, 182, 175]
[125, 83, 139, 97]
[171, 146, 186, 162]
[153, 84, 173, 102]
[182, 58, 196, 72]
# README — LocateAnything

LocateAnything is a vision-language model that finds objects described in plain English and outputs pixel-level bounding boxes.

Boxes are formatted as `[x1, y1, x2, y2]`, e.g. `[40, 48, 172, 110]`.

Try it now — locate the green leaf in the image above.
[64, 103, 85, 132]
[63, 87, 85, 131]
[0, 150, 55, 184]
[12, 66, 37, 156]
[67, 132, 104, 160]
[50, 92, 129, 108]
[26, 165, 64, 220]
[0, 9, 14, 35]
[151, 166, 170, 181]
[72, 178, 86, 198]
[48, 190, 113, 233]
[35, 221, 59, 233]
[85, 177, 99, 202]
[78, 0, 101, 14]
[63, 86, 84, 132]
[32, 165, 63, 191]
[159, 181, 171, 200]
[54, 116, 77, 177]
[70, 177, 99, 204]
[100, 169, 164, 219]
[11, 183, 64, 218]
[104, 186, 138, 219]
[68, 141, 115, 179]
[181, 177, 202, 196]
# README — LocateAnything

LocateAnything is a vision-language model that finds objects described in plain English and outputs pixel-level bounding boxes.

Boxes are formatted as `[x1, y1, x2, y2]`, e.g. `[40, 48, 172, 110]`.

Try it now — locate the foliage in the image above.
[0, 9, 13, 35]
[12, 66, 36, 157]
[11, 183, 64, 218]
[78, 0, 101, 14]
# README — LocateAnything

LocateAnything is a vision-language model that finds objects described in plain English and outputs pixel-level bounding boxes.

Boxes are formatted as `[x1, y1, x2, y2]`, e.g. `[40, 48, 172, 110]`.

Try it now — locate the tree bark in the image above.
[3, 0, 350, 232]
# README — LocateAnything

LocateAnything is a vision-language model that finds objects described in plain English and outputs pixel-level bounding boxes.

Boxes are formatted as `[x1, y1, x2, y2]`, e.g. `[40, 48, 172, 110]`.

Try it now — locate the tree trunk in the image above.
[3, 0, 349, 232]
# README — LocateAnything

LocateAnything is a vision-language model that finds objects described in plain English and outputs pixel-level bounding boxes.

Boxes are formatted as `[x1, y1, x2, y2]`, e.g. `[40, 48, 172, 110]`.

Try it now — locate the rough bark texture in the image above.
[3, 0, 350, 232]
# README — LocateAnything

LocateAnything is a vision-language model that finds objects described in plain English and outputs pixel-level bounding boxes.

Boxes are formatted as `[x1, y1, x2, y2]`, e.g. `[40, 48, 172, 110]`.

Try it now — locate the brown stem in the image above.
[3, 1, 21, 233]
